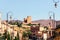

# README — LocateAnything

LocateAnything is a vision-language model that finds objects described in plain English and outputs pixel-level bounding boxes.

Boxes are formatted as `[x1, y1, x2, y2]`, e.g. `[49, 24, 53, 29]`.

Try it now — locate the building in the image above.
[32, 19, 56, 29]
[23, 16, 31, 24]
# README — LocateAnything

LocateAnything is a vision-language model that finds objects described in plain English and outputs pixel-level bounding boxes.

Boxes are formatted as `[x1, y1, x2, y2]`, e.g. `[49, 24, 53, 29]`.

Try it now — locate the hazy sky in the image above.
[0, 0, 60, 21]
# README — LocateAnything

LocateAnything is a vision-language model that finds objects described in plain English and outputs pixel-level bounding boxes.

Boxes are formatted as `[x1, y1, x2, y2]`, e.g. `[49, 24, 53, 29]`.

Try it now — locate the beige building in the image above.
[23, 16, 31, 24]
[32, 19, 56, 29]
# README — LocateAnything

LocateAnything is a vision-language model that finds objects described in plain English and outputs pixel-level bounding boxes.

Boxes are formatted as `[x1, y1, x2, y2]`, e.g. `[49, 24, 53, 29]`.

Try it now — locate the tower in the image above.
[23, 16, 31, 24]
[27, 16, 31, 23]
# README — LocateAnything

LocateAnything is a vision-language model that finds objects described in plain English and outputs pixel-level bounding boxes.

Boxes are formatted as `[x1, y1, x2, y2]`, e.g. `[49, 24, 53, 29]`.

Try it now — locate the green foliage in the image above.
[56, 25, 60, 29]
[14, 37, 18, 40]
[27, 23, 32, 26]
[22, 30, 32, 38]
[3, 31, 11, 40]
[27, 23, 39, 26]
[0, 33, 1, 36]
[53, 31, 57, 38]
[27, 30, 32, 36]
[23, 32, 27, 37]
[3, 30, 7, 40]
[9, 21, 22, 27]
[3, 30, 20, 40]
[7, 33, 11, 40]
[44, 26, 48, 30]
[17, 23, 22, 27]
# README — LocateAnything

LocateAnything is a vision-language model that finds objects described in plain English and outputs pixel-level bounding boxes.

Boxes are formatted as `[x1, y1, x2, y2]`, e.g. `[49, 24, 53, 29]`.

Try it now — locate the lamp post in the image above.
[6, 11, 13, 40]
[48, 11, 56, 37]
[49, 11, 56, 28]
[6, 11, 12, 33]
[53, 0, 59, 8]
[7, 11, 12, 23]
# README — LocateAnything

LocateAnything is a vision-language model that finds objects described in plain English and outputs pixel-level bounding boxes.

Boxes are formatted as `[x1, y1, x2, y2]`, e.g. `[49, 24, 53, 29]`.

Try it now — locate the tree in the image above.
[27, 30, 32, 36]
[3, 30, 11, 40]
[22, 32, 28, 40]
[9, 21, 22, 27]
[56, 25, 60, 29]
[44, 26, 48, 30]
[22, 32, 27, 37]
[7, 33, 11, 40]
[17, 23, 22, 27]
[28, 23, 32, 26]
[3, 30, 7, 40]
[14, 37, 18, 40]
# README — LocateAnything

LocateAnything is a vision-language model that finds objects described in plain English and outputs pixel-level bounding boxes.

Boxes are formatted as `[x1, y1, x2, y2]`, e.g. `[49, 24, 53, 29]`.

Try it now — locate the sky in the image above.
[0, 0, 60, 21]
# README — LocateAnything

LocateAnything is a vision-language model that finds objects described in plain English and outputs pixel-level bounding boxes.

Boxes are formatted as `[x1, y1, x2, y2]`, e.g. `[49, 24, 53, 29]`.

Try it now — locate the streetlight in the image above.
[6, 11, 13, 40]
[48, 11, 56, 36]
[7, 11, 13, 22]
[53, 0, 59, 8]
[49, 11, 55, 20]
[6, 11, 13, 33]
[49, 11, 56, 28]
